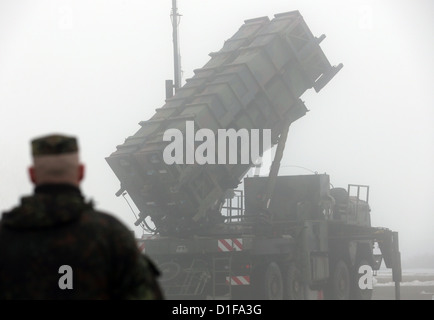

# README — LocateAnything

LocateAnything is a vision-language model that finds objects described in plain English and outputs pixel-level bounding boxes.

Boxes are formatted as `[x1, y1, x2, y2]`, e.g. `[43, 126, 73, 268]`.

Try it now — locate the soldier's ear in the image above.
[78, 164, 85, 182]
[29, 166, 36, 184]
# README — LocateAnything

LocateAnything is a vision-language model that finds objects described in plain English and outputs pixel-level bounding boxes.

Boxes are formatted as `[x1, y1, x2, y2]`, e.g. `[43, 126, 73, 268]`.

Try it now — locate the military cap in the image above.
[31, 134, 79, 156]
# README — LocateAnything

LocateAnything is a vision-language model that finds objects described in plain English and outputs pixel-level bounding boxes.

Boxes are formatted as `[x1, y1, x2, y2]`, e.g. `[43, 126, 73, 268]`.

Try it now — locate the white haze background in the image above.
[0, 0, 433, 265]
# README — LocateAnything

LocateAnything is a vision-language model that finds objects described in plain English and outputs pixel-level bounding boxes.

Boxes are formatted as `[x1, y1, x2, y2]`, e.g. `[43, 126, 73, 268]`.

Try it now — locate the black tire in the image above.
[285, 264, 305, 300]
[263, 262, 284, 300]
[325, 260, 351, 300]
[351, 259, 373, 300]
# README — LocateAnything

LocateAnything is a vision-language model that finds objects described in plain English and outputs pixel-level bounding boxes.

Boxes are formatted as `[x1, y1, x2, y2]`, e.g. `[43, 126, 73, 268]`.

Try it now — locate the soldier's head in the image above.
[29, 134, 85, 187]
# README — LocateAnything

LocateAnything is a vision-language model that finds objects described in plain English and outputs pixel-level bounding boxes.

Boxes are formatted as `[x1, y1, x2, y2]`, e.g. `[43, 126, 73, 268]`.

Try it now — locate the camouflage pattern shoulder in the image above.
[1, 189, 91, 229]
[84, 209, 164, 300]
[0, 189, 164, 300]
[124, 254, 164, 300]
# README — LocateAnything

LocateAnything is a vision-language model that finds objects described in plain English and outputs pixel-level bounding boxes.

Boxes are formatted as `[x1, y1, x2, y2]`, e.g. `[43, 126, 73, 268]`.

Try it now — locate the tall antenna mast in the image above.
[171, 0, 182, 92]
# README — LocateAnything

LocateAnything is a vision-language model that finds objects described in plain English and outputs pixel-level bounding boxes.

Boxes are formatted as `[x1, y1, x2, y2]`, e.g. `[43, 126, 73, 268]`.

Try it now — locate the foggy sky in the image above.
[0, 0, 433, 263]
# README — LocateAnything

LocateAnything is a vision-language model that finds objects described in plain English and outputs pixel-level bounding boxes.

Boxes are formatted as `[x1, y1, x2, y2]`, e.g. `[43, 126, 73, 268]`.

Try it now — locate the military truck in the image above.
[106, 10, 401, 300]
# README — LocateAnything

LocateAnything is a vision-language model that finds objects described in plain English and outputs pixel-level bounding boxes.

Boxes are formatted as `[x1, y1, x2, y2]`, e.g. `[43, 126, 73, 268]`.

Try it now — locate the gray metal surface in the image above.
[106, 11, 342, 235]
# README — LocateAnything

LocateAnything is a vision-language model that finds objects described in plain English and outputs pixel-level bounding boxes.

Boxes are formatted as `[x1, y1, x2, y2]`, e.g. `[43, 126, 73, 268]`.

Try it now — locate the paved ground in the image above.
[372, 272, 434, 300]
[373, 285, 434, 300]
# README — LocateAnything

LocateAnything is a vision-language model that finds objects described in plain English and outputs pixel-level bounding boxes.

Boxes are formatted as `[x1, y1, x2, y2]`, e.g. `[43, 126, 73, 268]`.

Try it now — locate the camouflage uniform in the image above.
[0, 134, 164, 300]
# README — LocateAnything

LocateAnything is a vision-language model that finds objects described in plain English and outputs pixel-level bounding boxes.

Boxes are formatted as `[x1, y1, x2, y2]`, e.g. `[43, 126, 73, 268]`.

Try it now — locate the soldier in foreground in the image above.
[0, 134, 164, 300]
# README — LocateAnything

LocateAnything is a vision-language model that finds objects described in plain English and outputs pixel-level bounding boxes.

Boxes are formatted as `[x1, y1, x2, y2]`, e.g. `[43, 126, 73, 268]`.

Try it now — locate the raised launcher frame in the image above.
[106, 11, 343, 235]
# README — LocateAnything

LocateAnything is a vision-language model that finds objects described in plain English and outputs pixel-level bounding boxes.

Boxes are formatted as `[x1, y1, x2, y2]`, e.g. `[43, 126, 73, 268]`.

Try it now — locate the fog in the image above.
[0, 0, 433, 265]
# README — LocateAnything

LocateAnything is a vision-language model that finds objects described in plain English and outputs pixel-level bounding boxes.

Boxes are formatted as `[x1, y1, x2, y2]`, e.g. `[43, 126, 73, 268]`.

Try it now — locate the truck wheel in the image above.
[351, 259, 373, 300]
[325, 260, 350, 300]
[264, 262, 284, 300]
[285, 264, 304, 300]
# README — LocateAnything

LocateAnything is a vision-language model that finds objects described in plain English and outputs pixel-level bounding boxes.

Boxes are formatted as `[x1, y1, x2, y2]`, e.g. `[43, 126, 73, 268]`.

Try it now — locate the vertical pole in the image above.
[392, 232, 402, 300]
[172, 0, 182, 92]
[262, 120, 291, 214]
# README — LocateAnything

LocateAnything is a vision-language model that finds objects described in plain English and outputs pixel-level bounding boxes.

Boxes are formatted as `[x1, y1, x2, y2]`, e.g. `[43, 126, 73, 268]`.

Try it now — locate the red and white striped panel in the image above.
[226, 276, 250, 285]
[136, 241, 146, 253]
[136, 234, 158, 254]
[217, 238, 243, 252]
